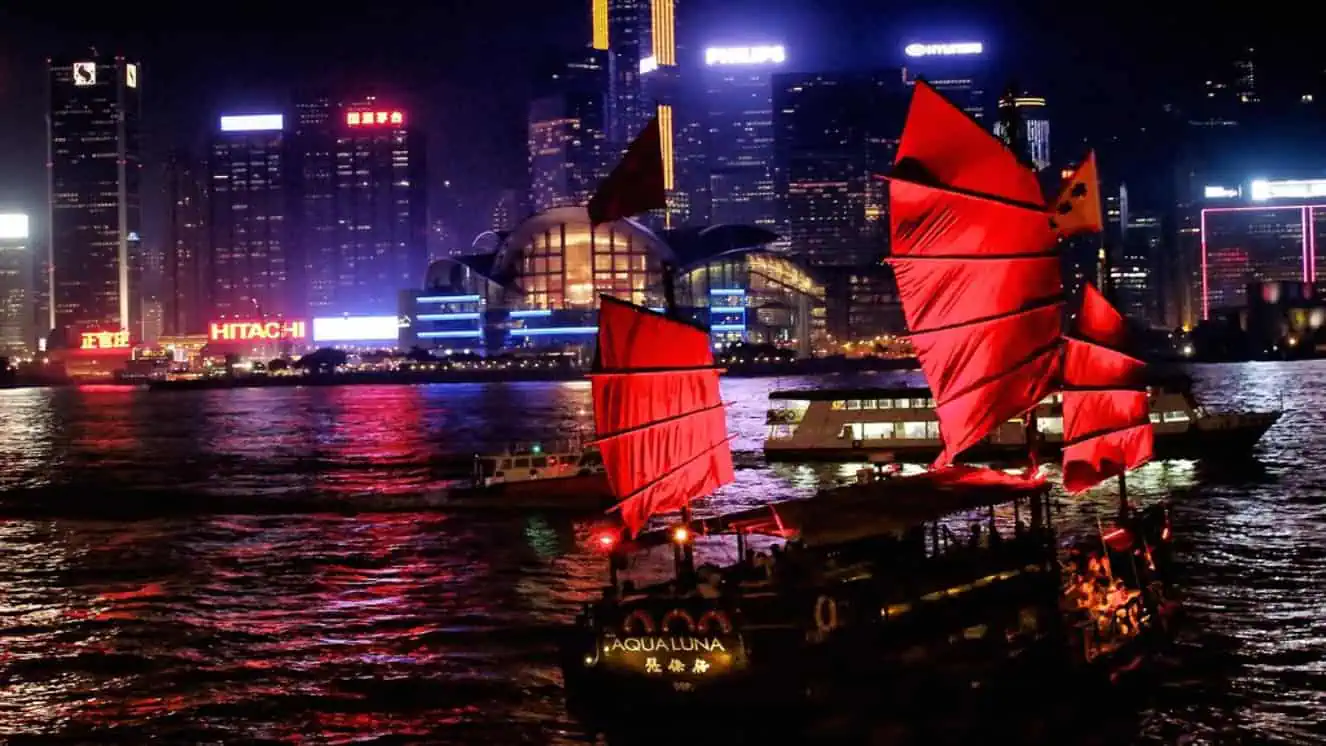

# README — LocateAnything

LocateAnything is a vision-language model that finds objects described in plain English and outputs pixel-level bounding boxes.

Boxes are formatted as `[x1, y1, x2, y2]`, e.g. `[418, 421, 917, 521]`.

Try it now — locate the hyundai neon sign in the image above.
[904, 42, 984, 58]
[704, 45, 786, 66]
[1249, 178, 1326, 201]
[209, 320, 307, 342]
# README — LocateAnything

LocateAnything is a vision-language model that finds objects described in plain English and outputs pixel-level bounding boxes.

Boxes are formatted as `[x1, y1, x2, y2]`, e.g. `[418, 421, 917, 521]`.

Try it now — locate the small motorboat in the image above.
[431, 442, 614, 510]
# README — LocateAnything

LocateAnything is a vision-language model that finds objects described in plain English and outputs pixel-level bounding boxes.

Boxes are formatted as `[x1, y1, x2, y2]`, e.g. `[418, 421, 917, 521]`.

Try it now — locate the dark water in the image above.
[0, 364, 1320, 744]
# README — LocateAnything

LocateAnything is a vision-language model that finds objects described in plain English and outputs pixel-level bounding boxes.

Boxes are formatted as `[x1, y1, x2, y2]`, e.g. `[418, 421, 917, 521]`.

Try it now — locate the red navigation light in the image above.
[592, 528, 619, 552]
[346, 110, 406, 127]
[672, 526, 690, 544]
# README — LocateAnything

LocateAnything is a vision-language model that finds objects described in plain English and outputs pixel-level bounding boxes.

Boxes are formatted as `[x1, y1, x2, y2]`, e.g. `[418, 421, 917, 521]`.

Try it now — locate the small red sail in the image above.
[1061, 284, 1154, 493]
[888, 81, 1063, 466]
[591, 296, 734, 536]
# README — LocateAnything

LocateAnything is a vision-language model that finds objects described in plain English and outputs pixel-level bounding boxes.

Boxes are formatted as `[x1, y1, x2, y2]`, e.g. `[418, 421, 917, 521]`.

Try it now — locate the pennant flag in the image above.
[1051, 150, 1103, 238]
[587, 117, 666, 226]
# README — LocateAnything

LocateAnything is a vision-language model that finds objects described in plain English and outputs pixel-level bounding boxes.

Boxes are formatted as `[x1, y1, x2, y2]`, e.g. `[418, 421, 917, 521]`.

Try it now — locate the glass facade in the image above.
[505, 210, 663, 310]
[1201, 206, 1312, 315]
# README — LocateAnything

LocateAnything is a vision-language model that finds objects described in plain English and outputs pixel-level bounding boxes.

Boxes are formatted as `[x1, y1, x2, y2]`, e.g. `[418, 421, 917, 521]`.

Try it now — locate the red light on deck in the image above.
[672, 526, 690, 544]
[591, 529, 619, 551]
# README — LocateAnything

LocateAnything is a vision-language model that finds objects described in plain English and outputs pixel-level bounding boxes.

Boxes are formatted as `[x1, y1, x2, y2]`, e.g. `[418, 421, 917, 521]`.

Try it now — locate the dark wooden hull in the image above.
[434, 472, 613, 510]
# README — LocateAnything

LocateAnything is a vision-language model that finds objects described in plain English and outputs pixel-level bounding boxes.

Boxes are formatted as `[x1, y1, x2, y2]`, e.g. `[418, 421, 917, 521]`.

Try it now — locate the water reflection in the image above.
[0, 364, 1318, 742]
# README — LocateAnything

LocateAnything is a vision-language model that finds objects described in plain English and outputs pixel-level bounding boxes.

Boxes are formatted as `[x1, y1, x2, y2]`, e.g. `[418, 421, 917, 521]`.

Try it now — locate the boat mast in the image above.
[1099, 186, 1130, 519]
[661, 261, 696, 579]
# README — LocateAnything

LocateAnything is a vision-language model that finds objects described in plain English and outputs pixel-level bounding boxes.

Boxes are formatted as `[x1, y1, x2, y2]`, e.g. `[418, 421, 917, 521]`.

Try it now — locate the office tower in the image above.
[489, 189, 526, 232]
[0, 213, 31, 356]
[529, 49, 609, 212]
[773, 70, 906, 266]
[164, 149, 207, 334]
[994, 92, 1050, 171]
[207, 114, 298, 319]
[901, 41, 988, 121]
[301, 99, 427, 315]
[704, 44, 785, 237]
[47, 54, 143, 339]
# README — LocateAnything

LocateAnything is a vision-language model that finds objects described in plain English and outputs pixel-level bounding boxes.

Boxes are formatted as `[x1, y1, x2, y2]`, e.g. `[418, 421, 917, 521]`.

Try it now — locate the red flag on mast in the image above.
[1051, 150, 1104, 238]
[587, 117, 666, 226]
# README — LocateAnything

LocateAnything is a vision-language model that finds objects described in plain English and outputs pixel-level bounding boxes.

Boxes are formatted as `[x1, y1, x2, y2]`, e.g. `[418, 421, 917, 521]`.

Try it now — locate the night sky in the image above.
[0, 0, 1318, 237]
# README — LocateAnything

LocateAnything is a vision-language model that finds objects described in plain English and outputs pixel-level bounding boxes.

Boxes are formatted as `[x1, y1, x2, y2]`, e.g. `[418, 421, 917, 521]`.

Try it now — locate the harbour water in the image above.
[0, 362, 1320, 743]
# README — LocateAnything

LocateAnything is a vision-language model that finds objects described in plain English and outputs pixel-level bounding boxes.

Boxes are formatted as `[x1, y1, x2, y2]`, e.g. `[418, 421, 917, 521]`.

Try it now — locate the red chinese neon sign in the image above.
[346, 110, 405, 127]
[80, 330, 130, 350]
[209, 320, 307, 342]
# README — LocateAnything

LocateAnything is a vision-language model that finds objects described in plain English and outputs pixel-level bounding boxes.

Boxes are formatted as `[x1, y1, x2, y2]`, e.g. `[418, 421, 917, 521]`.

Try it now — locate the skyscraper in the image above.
[207, 114, 298, 319]
[773, 70, 905, 266]
[302, 100, 426, 315]
[0, 213, 31, 356]
[529, 49, 609, 212]
[704, 44, 785, 237]
[47, 54, 143, 340]
[164, 149, 207, 334]
[994, 92, 1050, 171]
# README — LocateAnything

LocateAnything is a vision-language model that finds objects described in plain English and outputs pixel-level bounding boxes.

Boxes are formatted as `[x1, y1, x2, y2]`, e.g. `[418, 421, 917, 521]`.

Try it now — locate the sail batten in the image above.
[1061, 284, 1155, 493]
[592, 295, 735, 536]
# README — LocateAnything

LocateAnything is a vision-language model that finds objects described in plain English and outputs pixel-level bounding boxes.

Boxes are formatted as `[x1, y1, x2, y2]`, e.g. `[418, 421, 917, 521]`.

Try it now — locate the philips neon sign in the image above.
[80, 330, 129, 350]
[209, 320, 307, 342]
[346, 110, 405, 127]
[705, 46, 786, 66]
[904, 42, 983, 58]
[1249, 179, 1326, 201]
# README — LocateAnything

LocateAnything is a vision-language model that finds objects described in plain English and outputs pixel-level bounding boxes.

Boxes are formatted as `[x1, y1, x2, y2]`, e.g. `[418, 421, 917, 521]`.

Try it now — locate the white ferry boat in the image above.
[765, 375, 1282, 463]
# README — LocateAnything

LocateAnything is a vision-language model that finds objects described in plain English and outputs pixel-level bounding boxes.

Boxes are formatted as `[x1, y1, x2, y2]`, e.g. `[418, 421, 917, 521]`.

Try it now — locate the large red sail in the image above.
[1061, 283, 1154, 493]
[888, 81, 1063, 466]
[591, 296, 734, 536]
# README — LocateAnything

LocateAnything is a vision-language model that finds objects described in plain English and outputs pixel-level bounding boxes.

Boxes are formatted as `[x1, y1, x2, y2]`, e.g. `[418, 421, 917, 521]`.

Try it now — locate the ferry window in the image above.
[831, 400, 846, 411]
[838, 423, 863, 440]
[500, 459, 512, 469]
[876, 399, 893, 409]
[925, 421, 940, 439]
[513, 458, 530, 468]
[902, 422, 928, 439]
[1037, 417, 1064, 435]
[861, 399, 877, 409]
[862, 422, 892, 439]
[917, 398, 933, 408]
[531, 457, 548, 468]
[1163, 411, 1190, 423]
[896, 398, 911, 409]
[846, 399, 861, 410]
[769, 424, 797, 439]
[1149, 413, 1161, 424]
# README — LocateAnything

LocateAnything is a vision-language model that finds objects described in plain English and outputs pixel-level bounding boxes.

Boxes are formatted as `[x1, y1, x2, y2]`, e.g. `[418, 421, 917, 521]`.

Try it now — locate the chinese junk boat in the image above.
[561, 83, 1178, 729]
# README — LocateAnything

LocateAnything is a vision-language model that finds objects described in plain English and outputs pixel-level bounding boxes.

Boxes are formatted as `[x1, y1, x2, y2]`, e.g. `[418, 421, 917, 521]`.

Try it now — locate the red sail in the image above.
[591, 296, 734, 536]
[888, 82, 1063, 466]
[1061, 284, 1154, 493]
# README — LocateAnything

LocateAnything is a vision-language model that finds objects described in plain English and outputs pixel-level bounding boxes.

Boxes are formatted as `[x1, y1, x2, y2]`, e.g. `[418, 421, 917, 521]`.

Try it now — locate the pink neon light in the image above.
[1312, 207, 1319, 283]
[1200, 209, 1209, 320]
[1201, 204, 1320, 319]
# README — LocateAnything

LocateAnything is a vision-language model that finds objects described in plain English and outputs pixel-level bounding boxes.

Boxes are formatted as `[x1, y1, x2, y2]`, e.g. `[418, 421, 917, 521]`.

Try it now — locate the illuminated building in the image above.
[400, 206, 822, 355]
[164, 149, 207, 335]
[605, 0, 651, 145]
[489, 189, 526, 232]
[773, 70, 906, 266]
[901, 40, 988, 121]
[993, 93, 1050, 171]
[207, 114, 299, 319]
[704, 45, 786, 243]
[0, 213, 31, 356]
[300, 99, 427, 316]
[47, 55, 143, 339]
[1114, 206, 1164, 326]
[529, 49, 609, 212]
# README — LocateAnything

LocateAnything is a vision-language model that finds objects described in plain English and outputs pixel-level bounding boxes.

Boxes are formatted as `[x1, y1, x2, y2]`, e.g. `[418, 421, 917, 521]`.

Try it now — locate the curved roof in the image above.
[491, 205, 676, 279]
[663, 224, 782, 268]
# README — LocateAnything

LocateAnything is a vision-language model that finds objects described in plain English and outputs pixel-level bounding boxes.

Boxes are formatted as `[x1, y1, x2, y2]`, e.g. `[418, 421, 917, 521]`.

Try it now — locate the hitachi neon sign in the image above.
[80, 330, 130, 350]
[346, 110, 405, 127]
[209, 320, 307, 342]
[904, 42, 983, 58]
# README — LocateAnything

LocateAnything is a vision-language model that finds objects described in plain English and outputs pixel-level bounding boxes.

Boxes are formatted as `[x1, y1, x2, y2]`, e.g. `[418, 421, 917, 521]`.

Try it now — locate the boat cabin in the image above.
[474, 442, 604, 486]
